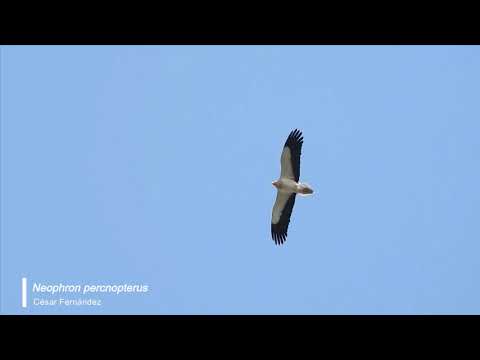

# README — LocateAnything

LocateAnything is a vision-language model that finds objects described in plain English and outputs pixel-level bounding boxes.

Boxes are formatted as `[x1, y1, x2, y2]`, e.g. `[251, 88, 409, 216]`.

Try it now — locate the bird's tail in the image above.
[298, 183, 314, 196]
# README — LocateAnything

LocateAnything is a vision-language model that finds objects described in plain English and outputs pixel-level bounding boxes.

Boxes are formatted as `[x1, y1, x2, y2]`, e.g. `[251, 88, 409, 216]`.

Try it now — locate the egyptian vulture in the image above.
[271, 129, 313, 245]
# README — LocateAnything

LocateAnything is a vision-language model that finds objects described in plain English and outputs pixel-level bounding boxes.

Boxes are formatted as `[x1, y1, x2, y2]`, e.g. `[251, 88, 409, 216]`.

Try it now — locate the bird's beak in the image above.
[272, 181, 278, 188]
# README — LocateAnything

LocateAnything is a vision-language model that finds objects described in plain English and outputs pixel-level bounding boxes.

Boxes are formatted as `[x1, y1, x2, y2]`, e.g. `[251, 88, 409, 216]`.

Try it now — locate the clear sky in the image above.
[1, 45, 480, 314]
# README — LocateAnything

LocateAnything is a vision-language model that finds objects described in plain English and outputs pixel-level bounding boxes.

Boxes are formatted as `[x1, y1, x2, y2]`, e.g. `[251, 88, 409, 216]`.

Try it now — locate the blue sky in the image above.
[1, 45, 479, 314]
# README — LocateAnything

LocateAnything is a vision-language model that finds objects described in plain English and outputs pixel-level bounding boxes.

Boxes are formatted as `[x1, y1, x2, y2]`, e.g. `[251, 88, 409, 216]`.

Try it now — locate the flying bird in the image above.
[271, 129, 313, 245]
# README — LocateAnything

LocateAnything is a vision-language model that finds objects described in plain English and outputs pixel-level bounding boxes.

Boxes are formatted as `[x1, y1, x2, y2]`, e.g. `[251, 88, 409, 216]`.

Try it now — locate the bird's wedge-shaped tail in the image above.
[298, 182, 314, 196]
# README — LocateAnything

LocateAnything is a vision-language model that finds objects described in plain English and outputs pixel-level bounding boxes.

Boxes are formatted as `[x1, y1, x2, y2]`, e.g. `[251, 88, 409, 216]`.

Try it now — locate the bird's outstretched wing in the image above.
[280, 129, 303, 182]
[271, 192, 297, 245]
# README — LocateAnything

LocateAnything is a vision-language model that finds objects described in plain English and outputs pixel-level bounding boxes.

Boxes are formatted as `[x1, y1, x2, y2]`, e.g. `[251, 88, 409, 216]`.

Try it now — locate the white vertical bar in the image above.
[21, 277, 27, 308]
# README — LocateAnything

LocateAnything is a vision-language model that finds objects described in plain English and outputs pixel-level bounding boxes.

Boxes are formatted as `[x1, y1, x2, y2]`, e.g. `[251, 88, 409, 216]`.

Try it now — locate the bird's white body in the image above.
[276, 178, 298, 193]
[274, 177, 313, 196]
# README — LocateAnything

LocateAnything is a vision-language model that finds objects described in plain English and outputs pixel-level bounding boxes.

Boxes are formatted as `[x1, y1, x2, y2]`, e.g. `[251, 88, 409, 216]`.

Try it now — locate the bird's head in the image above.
[272, 180, 280, 189]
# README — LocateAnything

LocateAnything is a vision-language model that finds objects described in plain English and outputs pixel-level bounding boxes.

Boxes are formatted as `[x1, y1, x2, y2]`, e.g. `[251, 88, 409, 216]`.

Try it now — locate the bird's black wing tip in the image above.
[271, 232, 287, 246]
[291, 128, 302, 136]
[287, 129, 304, 144]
